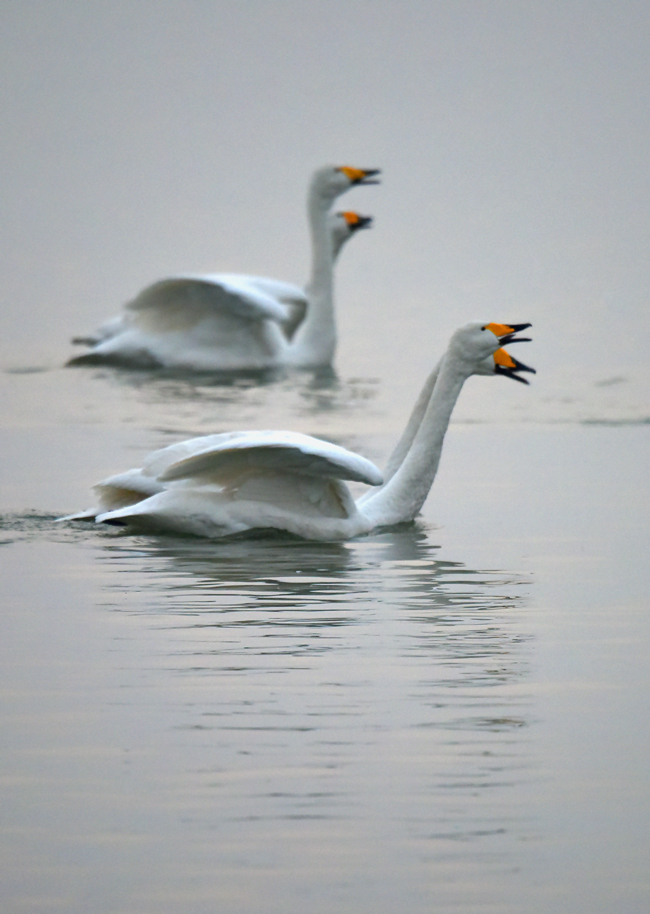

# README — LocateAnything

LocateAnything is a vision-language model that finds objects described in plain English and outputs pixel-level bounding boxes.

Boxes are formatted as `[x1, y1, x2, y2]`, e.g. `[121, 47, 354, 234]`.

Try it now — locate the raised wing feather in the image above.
[155, 430, 383, 486]
[126, 274, 302, 331]
[234, 276, 308, 307]
[142, 432, 254, 478]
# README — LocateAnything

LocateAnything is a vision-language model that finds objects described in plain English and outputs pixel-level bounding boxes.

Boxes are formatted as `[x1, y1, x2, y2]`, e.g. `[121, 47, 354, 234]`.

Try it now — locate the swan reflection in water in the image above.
[92, 521, 534, 847]
[96, 521, 531, 678]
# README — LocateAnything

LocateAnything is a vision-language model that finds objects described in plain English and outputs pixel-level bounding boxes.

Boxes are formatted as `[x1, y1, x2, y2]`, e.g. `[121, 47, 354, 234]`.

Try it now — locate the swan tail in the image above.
[56, 508, 100, 522]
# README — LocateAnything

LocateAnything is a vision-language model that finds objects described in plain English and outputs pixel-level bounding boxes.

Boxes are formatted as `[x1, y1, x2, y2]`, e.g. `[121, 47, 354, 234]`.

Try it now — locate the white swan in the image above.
[68, 165, 379, 370]
[62, 322, 534, 540]
[70, 210, 372, 349]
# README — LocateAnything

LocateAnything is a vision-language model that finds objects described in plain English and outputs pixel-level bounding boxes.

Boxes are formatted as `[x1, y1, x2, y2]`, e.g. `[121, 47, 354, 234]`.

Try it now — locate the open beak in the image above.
[338, 166, 382, 185]
[484, 323, 535, 383]
[492, 347, 536, 384]
[339, 211, 373, 231]
[356, 168, 381, 185]
[484, 322, 532, 346]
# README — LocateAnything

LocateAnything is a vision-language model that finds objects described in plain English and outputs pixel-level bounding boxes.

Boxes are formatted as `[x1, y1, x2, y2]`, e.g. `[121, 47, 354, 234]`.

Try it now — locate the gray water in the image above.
[1, 365, 649, 914]
[2, 3, 650, 911]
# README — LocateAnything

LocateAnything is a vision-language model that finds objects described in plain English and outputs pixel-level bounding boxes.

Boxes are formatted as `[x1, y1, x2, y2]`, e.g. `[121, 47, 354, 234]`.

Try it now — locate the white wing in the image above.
[90, 431, 379, 536]
[71, 313, 128, 345]
[93, 469, 165, 504]
[142, 431, 255, 477]
[227, 275, 308, 308]
[151, 430, 383, 486]
[237, 276, 308, 337]
[127, 274, 306, 330]
[68, 275, 308, 369]
[57, 467, 165, 521]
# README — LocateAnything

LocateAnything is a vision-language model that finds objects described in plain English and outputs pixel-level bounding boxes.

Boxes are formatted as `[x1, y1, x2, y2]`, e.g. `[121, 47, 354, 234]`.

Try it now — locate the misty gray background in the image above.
[1, 0, 649, 411]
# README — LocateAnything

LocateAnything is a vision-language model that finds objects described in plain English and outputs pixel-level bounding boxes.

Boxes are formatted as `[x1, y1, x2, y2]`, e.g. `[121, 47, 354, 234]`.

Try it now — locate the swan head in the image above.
[310, 165, 381, 207]
[450, 322, 535, 383]
[329, 211, 373, 259]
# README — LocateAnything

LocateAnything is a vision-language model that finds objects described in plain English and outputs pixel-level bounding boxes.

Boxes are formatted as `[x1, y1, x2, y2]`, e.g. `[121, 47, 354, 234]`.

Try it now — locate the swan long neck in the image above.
[359, 351, 470, 528]
[381, 359, 443, 483]
[288, 184, 336, 365]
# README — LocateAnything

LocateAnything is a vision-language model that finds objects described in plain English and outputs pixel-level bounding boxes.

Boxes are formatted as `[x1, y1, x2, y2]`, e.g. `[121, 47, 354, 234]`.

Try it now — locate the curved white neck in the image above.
[287, 185, 336, 366]
[381, 359, 443, 483]
[359, 352, 470, 528]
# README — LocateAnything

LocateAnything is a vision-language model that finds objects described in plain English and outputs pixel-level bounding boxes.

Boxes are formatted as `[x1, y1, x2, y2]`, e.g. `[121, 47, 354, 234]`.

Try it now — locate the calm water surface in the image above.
[1, 366, 648, 914]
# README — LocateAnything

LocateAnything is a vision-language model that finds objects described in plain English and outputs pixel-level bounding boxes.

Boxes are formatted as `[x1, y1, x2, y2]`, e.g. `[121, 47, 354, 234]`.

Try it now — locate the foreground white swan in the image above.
[68, 165, 379, 370]
[62, 322, 534, 540]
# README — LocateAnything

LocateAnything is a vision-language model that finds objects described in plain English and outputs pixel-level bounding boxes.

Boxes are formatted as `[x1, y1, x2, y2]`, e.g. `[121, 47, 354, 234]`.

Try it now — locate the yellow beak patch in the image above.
[493, 347, 516, 369]
[338, 166, 367, 183]
[340, 211, 361, 226]
[485, 322, 515, 338]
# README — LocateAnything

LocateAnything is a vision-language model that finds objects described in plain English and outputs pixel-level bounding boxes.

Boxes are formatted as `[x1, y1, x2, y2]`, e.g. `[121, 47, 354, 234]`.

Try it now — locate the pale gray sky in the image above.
[1, 0, 648, 382]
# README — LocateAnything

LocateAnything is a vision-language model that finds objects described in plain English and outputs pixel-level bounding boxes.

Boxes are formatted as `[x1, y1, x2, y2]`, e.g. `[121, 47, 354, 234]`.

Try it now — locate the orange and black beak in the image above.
[484, 323, 535, 384]
[484, 322, 532, 345]
[492, 348, 536, 384]
[338, 166, 381, 185]
[338, 211, 373, 231]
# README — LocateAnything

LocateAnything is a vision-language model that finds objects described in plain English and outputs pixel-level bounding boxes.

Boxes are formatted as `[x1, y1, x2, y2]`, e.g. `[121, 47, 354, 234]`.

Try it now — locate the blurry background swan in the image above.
[67, 202, 375, 370]
[1, 1, 649, 421]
